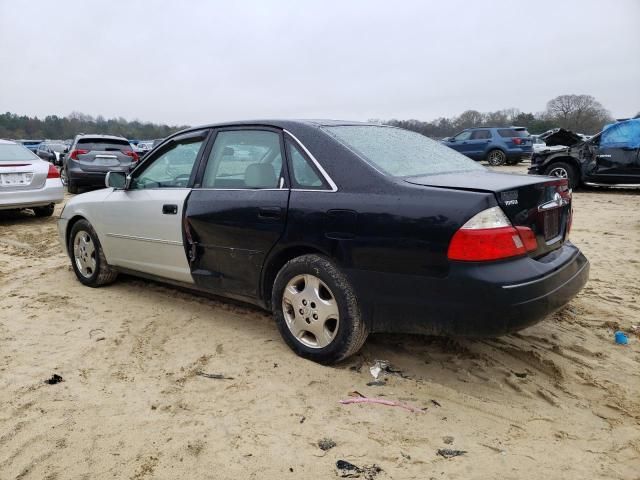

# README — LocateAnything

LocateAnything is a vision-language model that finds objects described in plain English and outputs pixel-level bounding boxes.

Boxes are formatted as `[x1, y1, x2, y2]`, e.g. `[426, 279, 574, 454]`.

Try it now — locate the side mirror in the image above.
[105, 171, 129, 189]
[447, 137, 455, 142]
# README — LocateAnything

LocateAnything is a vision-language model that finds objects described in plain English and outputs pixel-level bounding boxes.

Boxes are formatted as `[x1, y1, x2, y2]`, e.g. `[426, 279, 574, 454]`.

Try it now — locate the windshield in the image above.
[0, 144, 40, 161]
[324, 125, 484, 177]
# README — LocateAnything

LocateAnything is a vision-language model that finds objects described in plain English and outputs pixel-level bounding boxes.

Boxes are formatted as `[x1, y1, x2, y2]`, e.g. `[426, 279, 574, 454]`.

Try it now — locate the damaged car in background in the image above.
[58, 120, 589, 364]
[529, 118, 640, 188]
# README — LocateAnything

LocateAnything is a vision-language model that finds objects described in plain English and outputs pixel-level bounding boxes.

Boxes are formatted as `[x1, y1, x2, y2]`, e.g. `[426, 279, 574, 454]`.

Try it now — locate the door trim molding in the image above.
[106, 232, 183, 246]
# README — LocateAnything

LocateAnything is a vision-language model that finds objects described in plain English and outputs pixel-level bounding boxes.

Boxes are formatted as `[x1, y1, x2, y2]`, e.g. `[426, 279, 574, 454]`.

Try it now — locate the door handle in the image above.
[162, 204, 178, 215]
[258, 206, 282, 219]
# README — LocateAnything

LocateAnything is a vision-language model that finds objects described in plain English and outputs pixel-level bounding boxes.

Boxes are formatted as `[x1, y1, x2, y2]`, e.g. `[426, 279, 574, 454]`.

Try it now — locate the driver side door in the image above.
[99, 130, 210, 282]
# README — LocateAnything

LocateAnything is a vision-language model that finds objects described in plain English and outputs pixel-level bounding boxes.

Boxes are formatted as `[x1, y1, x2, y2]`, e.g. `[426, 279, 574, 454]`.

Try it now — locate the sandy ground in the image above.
[1, 164, 639, 480]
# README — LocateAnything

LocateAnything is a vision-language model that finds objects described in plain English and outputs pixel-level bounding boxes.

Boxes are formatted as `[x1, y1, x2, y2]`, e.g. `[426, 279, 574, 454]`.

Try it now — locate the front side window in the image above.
[202, 130, 283, 189]
[453, 131, 472, 141]
[326, 125, 484, 177]
[286, 139, 327, 189]
[131, 140, 203, 189]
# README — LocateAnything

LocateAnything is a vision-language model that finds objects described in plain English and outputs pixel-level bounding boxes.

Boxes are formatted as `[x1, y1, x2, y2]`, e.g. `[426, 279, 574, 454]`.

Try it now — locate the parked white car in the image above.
[0, 139, 64, 216]
[531, 134, 567, 154]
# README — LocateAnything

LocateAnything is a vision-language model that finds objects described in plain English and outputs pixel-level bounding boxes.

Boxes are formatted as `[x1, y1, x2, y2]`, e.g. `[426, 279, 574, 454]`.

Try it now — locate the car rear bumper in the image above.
[347, 242, 589, 336]
[0, 179, 64, 210]
[67, 162, 130, 187]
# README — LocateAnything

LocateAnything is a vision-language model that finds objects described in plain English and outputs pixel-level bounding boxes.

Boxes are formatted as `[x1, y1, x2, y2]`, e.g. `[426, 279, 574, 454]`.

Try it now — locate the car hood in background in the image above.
[539, 128, 583, 147]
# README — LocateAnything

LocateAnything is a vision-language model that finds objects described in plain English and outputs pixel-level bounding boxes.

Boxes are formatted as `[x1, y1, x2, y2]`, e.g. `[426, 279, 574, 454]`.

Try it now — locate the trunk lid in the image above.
[0, 160, 48, 191]
[405, 171, 572, 257]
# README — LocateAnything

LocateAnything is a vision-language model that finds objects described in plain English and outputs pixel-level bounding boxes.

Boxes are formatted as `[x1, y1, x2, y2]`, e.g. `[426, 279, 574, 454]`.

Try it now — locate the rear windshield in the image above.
[77, 138, 131, 151]
[0, 143, 40, 161]
[498, 128, 530, 138]
[324, 125, 484, 177]
[47, 143, 67, 152]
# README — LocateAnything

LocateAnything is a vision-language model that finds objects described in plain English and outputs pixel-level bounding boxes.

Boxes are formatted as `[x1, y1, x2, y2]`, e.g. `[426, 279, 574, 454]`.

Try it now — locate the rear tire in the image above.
[33, 204, 55, 217]
[67, 180, 79, 194]
[544, 161, 578, 189]
[487, 149, 507, 166]
[68, 219, 118, 287]
[272, 254, 368, 364]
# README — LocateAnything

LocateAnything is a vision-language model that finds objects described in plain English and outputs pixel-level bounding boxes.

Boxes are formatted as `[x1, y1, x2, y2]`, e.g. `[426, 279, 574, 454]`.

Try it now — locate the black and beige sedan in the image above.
[58, 120, 589, 364]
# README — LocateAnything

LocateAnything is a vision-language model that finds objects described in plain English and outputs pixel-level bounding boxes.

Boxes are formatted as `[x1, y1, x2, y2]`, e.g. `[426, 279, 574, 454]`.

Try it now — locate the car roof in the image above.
[174, 119, 383, 135]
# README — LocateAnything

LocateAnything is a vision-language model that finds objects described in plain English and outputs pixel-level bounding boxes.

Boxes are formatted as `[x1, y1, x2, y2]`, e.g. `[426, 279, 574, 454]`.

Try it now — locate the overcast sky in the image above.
[1, 0, 638, 126]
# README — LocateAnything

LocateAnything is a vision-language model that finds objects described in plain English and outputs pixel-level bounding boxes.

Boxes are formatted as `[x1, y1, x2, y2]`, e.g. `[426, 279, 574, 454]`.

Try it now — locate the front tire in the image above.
[487, 149, 507, 166]
[272, 254, 368, 364]
[68, 219, 118, 287]
[33, 204, 55, 217]
[544, 161, 578, 189]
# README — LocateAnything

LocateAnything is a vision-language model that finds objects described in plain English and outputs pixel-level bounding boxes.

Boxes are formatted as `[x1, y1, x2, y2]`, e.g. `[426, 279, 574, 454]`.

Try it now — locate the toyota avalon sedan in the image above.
[58, 120, 589, 364]
[1, 139, 64, 216]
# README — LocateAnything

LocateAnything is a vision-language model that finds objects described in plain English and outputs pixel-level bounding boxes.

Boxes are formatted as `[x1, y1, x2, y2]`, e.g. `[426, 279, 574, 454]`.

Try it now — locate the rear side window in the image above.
[202, 130, 283, 189]
[470, 130, 491, 140]
[498, 129, 530, 138]
[0, 144, 40, 161]
[285, 139, 328, 190]
[77, 138, 131, 151]
[325, 125, 484, 177]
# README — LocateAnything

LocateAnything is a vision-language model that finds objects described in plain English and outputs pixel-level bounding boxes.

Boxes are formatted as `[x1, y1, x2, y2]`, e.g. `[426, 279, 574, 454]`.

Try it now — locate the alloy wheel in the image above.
[488, 150, 506, 166]
[73, 231, 96, 278]
[282, 274, 339, 348]
[548, 166, 568, 179]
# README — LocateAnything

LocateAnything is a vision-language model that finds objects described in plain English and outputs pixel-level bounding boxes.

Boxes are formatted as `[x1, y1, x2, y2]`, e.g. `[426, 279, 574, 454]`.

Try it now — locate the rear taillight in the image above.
[122, 150, 140, 162]
[447, 206, 537, 262]
[47, 163, 60, 179]
[69, 149, 89, 160]
[512, 137, 523, 145]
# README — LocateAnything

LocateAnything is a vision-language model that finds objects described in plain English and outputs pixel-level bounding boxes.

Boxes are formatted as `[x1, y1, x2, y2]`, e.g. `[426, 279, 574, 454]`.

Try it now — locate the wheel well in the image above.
[261, 245, 326, 309]
[64, 215, 87, 254]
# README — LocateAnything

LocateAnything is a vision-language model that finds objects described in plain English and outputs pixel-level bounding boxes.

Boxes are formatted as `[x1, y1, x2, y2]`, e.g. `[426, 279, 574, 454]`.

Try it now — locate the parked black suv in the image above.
[528, 119, 640, 188]
[61, 134, 139, 193]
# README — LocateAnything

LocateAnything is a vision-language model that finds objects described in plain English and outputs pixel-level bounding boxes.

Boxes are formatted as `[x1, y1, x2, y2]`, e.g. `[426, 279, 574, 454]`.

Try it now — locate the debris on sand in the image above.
[437, 448, 467, 458]
[369, 360, 409, 380]
[336, 460, 382, 479]
[614, 331, 628, 345]
[442, 436, 454, 445]
[195, 372, 234, 380]
[369, 360, 389, 379]
[318, 438, 336, 451]
[44, 374, 63, 385]
[366, 381, 386, 387]
[340, 396, 424, 414]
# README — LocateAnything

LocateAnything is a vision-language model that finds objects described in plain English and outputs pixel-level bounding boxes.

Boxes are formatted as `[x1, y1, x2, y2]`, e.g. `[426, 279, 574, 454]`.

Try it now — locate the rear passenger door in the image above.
[467, 129, 492, 159]
[184, 128, 289, 299]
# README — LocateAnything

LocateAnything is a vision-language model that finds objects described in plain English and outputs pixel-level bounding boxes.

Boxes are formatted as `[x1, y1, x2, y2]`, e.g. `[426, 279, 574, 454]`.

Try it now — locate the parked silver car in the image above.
[0, 140, 64, 216]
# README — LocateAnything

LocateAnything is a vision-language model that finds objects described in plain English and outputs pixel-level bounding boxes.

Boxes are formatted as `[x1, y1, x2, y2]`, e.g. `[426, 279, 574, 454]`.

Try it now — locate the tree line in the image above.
[378, 94, 622, 138]
[1, 94, 632, 141]
[0, 111, 188, 141]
